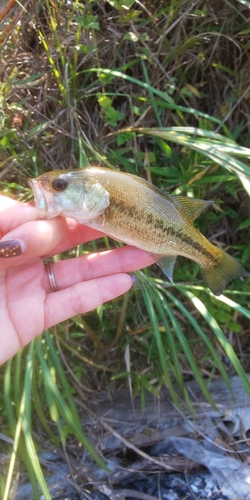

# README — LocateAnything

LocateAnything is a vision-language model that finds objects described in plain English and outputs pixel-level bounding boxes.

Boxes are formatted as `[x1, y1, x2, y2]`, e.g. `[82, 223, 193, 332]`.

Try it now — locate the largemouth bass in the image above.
[28, 167, 246, 296]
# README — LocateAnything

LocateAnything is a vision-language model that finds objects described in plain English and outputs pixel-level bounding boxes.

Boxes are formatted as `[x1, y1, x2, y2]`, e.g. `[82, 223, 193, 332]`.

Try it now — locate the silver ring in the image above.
[45, 262, 58, 292]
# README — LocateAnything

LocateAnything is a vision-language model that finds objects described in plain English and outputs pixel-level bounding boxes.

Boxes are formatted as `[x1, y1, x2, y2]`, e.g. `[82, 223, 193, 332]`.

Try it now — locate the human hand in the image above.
[0, 195, 154, 365]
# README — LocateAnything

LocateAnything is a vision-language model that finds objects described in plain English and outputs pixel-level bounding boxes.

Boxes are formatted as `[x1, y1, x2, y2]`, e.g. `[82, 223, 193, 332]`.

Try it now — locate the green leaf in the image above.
[104, 106, 124, 126]
[117, 131, 135, 146]
[107, 0, 135, 9]
[239, 218, 250, 229]
[75, 15, 99, 30]
[14, 72, 46, 87]
[98, 95, 113, 108]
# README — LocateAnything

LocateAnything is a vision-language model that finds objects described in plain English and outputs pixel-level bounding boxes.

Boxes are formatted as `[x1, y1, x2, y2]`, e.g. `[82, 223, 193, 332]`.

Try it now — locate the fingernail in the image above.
[131, 274, 138, 285]
[0, 240, 22, 258]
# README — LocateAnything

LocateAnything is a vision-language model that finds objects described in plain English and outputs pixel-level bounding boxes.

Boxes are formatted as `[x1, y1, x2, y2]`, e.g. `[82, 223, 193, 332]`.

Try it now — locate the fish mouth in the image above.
[27, 178, 52, 218]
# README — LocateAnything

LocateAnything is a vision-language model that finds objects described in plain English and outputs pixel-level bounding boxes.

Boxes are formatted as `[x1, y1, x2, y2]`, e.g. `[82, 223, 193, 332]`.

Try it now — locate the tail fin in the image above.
[201, 251, 246, 296]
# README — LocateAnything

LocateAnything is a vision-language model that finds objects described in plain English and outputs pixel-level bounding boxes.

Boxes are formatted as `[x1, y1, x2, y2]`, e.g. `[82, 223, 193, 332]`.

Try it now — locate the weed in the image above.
[1, 0, 250, 497]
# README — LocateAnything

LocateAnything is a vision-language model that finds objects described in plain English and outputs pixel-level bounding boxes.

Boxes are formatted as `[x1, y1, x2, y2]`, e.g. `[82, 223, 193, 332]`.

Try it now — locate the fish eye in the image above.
[52, 178, 68, 192]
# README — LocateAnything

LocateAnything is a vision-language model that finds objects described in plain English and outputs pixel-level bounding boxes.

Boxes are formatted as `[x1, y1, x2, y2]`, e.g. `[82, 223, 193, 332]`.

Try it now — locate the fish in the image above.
[27, 166, 246, 296]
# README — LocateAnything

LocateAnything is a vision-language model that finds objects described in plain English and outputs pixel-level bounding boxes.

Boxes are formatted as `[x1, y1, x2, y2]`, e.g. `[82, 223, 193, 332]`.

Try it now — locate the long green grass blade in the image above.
[3, 414, 23, 500]
[141, 61, 163, 127]
[215, 294, 250, 320]
[86, 68, 225, 126]
[124, 127, 250, 182]
[0, 476, 5, 498]
[44, 331, 82, 429]
[2, 2, 250, 494]
[164, 294, 218, 409]
[3, 345, 44, 500]
[32, 376, 57, 440]
[3, 360, 16, 432]
[35, 337, 109, 471]
[186, 291, 250, 396]
[22, 342, 51, 499]
[168, 289, 230, 387]
[139, 278, 179, 405]
[155, 292, 185, 392]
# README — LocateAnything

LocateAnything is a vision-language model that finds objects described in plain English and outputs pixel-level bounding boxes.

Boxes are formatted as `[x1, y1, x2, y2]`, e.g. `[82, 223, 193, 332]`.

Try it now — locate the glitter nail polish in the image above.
[0, 240, 22, 258]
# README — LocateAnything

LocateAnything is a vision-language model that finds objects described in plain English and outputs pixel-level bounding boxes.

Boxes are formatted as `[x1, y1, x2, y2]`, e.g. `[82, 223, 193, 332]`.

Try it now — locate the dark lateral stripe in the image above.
[108, 197, 140, 219]
[108, 196, 217, 262]
[158, 222, 214, 260]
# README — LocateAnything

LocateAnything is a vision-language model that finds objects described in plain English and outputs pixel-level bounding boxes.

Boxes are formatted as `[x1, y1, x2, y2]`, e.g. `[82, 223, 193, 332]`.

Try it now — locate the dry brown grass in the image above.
[1, 0, 250, 177]
[1, 0, 250, 384]
[1, 6, 250, 497]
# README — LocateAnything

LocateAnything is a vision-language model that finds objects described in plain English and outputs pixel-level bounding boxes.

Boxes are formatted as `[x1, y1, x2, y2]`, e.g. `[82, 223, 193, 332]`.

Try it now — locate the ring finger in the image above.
[43, 245, 155, 292]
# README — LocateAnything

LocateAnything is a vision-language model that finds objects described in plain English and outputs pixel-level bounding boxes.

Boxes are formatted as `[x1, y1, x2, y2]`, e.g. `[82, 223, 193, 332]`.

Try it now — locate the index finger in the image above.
[0, 196, 37, 237]
[0, 196, 104, 255]
[46, 218, 106, 255]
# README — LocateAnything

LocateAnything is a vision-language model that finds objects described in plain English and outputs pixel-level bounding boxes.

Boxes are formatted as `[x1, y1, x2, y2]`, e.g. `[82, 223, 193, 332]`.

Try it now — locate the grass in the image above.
[1, 0, 250, 497]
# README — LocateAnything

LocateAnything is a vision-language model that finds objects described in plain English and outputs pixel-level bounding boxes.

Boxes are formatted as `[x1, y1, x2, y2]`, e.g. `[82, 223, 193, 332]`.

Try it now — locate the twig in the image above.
[0, 12, 19, 43]
[0, 0, 17, 22]
[111, 489, 161, 500]
[99, 420, 174, 472]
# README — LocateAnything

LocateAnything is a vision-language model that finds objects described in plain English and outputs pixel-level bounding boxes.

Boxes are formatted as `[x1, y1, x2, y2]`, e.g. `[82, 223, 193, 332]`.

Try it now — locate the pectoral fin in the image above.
[170, 195, 213, 221]
[154, 255, 177, 283]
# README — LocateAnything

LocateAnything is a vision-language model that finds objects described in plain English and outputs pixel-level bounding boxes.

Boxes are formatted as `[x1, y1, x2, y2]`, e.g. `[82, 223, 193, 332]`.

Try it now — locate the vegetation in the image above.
[0, 0, 250, 498]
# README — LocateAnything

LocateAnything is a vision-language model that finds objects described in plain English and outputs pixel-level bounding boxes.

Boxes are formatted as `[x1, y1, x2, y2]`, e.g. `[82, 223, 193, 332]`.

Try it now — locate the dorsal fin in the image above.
[170, 195, 213, 221]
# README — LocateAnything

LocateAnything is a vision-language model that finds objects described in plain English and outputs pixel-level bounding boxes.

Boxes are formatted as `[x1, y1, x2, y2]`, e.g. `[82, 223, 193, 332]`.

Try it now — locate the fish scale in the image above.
[93, 188, 218, 263]
[28, 166, 246, 296]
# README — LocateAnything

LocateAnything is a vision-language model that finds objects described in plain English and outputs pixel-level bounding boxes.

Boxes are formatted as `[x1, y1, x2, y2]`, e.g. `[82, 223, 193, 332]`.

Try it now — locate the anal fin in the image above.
[154, 255, 177, 283]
